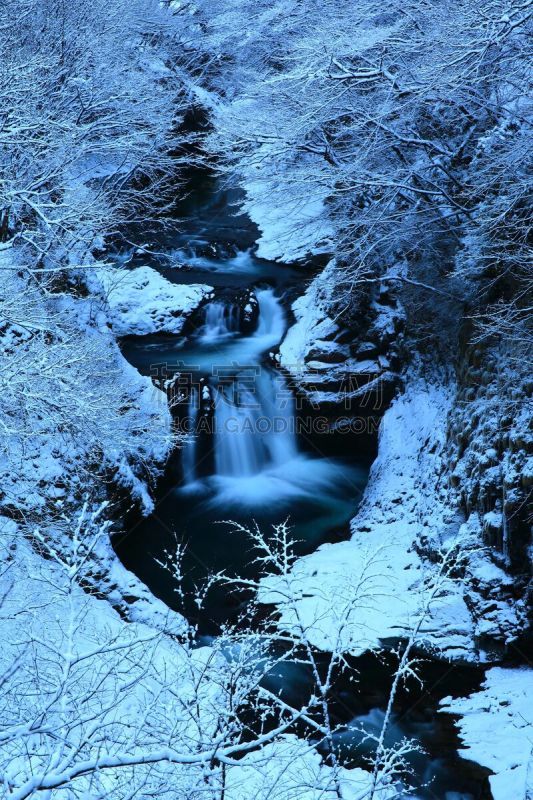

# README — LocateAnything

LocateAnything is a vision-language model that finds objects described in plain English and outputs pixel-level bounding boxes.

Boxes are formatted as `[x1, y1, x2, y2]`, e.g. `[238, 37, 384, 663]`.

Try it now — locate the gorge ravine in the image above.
[114, 179, 492, 800]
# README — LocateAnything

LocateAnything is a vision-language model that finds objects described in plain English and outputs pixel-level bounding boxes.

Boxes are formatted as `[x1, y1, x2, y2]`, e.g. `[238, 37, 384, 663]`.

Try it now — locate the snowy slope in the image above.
[441, 668, 533, 800]
[0, 516, 397, 800]
[244, 178, 333, 262]
[90, 265, 213, 336]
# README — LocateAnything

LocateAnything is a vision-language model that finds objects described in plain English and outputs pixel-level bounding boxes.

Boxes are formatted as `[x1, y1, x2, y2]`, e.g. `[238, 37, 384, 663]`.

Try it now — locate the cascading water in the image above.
[170, 247, 260, 274]
[119, 223, 369, 574]
[215, 380, 266, 478]
[198, 301, 240, 343]
[213, 289, 297, 479]
[182, 288, 299, 489]
[177, 285, 366, 509]
[214, 370, 298, 478]
[116, 181, 490, 799]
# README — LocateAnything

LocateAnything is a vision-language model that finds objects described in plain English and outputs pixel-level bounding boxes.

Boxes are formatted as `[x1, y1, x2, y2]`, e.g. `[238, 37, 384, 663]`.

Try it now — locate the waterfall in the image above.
[214, 371, 298, 478]
[252, 288, 286, 351]
[213, 289, 297, 479]
[182, 387, 198, 484]
[182, 287, 299, 487]
[257, 371, 298, 468]
[198, 301, 240, 342]
[215, 381, 267, 477]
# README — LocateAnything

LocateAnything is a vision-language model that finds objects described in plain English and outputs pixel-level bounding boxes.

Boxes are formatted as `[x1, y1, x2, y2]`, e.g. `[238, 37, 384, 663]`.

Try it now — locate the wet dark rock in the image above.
[237, 288, 259, 334]
[194, 241, 240, 260]
[355, 340, 380, 359]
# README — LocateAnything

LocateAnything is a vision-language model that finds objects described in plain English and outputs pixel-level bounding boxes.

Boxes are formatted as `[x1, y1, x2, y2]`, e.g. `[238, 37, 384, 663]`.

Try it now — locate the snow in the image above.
[226, 735, 398, 800]
[244, 179, 333, 262]
[483, 510, 503, 528]
[0, 328, 172, 517]
[259, 378, 478, 660]
[3, 1, 530, 792]
[89, 265, 213, 336]
[440, 667, 533, 800]
[276, 262, 400, 407]
[278, 271, 339, 370]
[0, 515, 400, 800]
[0, 519, 214, 794]
[0, 249, 176, 639]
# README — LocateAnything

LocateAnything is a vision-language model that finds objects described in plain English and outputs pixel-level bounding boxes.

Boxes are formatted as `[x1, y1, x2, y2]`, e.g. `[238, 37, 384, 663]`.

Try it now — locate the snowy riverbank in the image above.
[441, 667, 533, 800]
[259, 376, 479, 659]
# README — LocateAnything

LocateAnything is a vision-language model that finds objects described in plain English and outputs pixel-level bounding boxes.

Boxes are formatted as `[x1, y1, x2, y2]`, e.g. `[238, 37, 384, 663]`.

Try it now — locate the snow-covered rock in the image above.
[277, 263, 400, 408]
[0, 256, 175, 626]
[278, 273, 340, 369]
[244, 178, 333, 262]
[445, 340, 531, 649]
[459, 533, 526, 649]
[440, 667, 533, 800]
[91, 265, 213, 336]
[0, 258, 174, 518]
[259, 377, 479, 660]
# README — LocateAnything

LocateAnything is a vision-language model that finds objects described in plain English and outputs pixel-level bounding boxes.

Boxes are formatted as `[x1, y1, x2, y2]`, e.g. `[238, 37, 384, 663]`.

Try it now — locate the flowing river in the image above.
[115, 176, 491, 799]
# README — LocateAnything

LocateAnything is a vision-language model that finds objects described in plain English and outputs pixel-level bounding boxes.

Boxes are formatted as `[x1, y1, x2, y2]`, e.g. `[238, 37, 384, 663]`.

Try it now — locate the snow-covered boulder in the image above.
[277, 263, 401, 408]
[92, 265, 213, 336]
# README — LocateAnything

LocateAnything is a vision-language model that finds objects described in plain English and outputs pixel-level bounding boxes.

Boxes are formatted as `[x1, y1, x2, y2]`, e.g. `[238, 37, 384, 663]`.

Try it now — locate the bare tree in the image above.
[0, 0, 189, 272]
[1, 509, 405, 800]
[200, 0, 531, 335]
[0, 0, 192, 522]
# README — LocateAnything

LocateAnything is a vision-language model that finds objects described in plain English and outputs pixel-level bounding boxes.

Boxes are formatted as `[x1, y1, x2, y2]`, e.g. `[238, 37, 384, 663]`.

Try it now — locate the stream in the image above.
[114, 176, 492, 799]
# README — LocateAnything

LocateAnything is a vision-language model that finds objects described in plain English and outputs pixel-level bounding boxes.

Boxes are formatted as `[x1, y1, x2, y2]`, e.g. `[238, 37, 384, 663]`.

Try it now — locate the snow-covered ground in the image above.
[278, 263, 339, 368]
[244, 178, 333, 262]
[0, 246, 182, 631]
[0, 515, 398, 800]
[0, 259, 173, 517]
[441, 667, 533, 800]
[90, 264, 213, 336]
[259, 377, 479, 660]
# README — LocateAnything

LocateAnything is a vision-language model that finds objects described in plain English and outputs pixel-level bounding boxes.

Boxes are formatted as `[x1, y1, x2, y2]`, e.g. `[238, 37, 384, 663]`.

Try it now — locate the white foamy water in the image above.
[180, 287, 365, 514]
[172, 247, 258, 273]
[184, 288, 298, 489]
